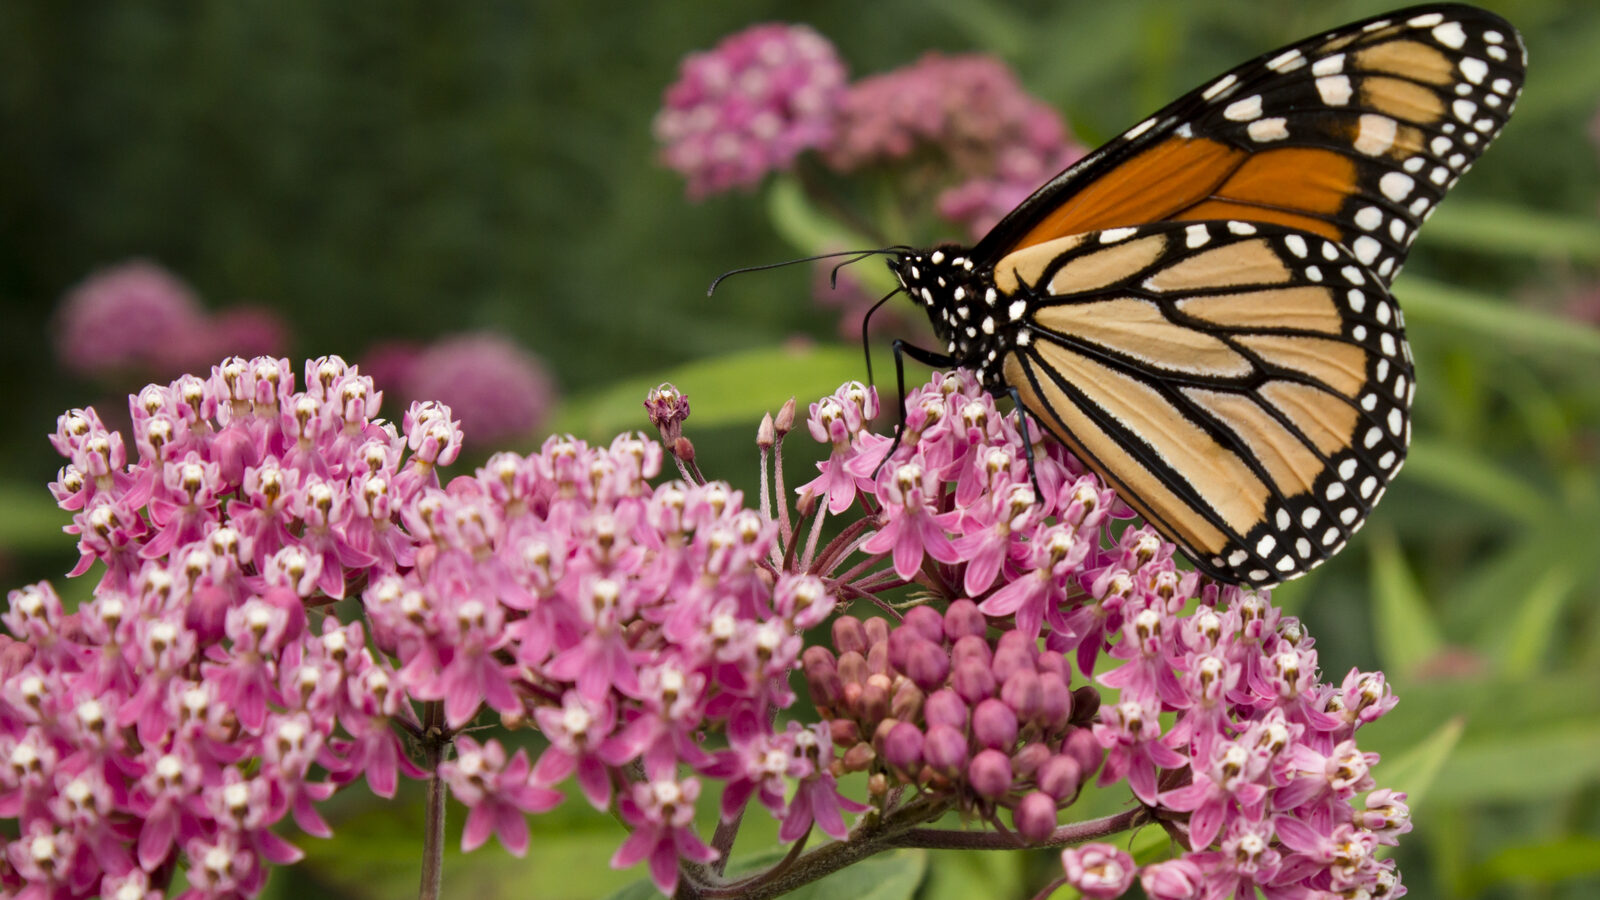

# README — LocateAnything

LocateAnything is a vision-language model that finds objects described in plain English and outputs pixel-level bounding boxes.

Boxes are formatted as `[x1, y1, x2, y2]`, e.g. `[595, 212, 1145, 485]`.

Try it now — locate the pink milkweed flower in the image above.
[1060, 843, 1136, 899]
[439, 736, 563, 856]
[612, 776, 719, 895]
[655, 23, 847, 198]
[859, 462, 963, 580]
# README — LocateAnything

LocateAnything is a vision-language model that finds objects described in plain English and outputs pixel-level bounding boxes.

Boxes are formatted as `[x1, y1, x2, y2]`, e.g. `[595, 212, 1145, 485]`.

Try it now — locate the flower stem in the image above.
[417, 701, 449, 900]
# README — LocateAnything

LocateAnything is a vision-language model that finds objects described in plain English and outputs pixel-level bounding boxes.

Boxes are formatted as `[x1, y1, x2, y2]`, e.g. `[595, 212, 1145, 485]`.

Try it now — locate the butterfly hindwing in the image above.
[995, 221, 1412, 586]
[973, 3, 1526, 288]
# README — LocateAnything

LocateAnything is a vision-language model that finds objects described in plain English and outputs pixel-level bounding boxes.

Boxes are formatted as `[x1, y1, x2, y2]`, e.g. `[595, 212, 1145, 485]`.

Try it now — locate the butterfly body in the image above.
[886, 4, 1524, 587]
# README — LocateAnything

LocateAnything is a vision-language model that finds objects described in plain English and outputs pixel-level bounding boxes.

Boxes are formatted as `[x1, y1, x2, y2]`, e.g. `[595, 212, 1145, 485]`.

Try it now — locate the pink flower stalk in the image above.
[4, 356, 1409, 898]
[654, 23, 847, 198]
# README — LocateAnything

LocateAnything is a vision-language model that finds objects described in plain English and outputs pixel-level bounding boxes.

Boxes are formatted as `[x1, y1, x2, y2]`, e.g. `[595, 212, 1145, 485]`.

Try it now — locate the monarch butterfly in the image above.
[885, 4, 1524, 587]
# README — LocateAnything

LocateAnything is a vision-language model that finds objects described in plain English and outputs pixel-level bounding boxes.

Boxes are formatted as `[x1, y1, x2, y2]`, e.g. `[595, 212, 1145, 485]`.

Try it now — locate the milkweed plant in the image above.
[3, 21, 1413, 900]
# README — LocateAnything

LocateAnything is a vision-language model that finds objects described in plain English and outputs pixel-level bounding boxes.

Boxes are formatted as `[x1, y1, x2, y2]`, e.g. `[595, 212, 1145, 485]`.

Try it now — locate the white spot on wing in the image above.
[1459, 57, 1488, 84]
[1247, 117, 1288, 142]
[1312, 54, 1345, 76]
[1267, 49, 1305, 72]
[1224, 95, 1263, 121]
[1432, 21, 1467, 49]
[1100, 227, 1138, 243]
[1185, 224, 1210, 248]
[1379, 172, 1415, 201]
[1354, 206, 1383, 231]
[1354, 114, 1397, 156]
[1316, 75, 1353, 106]
[1352, 236, 1382, 265]
[1202, 74, 1238, 100]
[1284, 235, 1307, 258]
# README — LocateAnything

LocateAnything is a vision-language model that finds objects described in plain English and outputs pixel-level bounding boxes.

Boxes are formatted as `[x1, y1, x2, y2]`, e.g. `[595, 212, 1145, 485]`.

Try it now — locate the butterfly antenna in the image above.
[707, 247, 903, 296]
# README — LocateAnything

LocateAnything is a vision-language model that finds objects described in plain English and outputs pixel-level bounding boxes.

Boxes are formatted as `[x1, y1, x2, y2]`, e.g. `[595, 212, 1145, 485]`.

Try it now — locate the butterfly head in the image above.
[889, 245, 1014, 388]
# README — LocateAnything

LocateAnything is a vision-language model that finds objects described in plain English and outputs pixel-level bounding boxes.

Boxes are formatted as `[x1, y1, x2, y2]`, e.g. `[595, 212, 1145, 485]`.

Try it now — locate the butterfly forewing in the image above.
[973, 3, 1526, 288]
[997, 221, 1412, 586]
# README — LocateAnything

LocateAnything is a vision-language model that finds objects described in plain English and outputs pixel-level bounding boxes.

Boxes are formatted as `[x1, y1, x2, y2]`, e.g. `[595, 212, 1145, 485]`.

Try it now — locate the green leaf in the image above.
[0, 485, 73, 554]
[1430, 724, 1600, 804]
[1398, 278, 1600, 358]
[706, 848, 927, 900]
[1401, 438, 1552, 526]
[1472, 835, 1600, 887]
[547, 344, 868, 441]
[1422, 200, 1600, 263]
[922, 850, 1026, 900]
[1368, 529, 1444, 678]
[1372, 717, 1463, 809]
[1496, 565, 1580, 678]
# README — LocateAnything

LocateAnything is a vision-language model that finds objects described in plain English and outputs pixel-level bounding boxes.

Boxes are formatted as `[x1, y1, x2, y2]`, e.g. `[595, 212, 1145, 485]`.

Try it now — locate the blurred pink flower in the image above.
[655, 23, 847, 198]
[204, 305, 292, 360]
[360, 339, 426, 394]
[824, 53, 1078, 175]
[823, 53, 1087, 239]
[56, 260, 208, 379]
[403, 333, 556, 444]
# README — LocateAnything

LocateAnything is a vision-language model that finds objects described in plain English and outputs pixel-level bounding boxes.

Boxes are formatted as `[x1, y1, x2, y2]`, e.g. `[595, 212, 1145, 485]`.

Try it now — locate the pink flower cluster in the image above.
[823, 51, 1086, 238]
[653, 24, 848, 198]
[796, 372, 1412, 898]
[55, 261, 289, 382]
[655, 29, 1088, 231]
[2, 356, 1412, 898]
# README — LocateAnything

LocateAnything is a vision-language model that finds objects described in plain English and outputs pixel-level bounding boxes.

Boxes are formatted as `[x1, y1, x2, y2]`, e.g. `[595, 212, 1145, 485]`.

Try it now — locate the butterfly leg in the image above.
[1005, 386, 1045, 501]
[871, 339, 961, 480]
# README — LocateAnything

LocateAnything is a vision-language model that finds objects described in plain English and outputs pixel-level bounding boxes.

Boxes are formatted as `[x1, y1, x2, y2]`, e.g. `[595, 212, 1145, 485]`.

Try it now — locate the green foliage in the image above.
[1, 1, 1597, 898]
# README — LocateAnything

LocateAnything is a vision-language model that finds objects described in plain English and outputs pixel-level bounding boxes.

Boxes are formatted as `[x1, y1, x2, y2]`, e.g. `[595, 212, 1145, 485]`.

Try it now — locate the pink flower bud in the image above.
[902, 605, 945, 643]
[1139, 858, 1204, 900]
[951, 656, 997, 704]
[882, 722, 923, 772]
[923, 724, 968, 774]
[924, 689, 968, 731]
[1036, 755, 1081, 801]
[972, 698, 1018, 749]
[1013, 791, 1058, 843]
[967, 748, 1012, 799]
[943, 598, 986, 640]
[1001, 669, 1042, 724]
[1063, 728, 1103, 778]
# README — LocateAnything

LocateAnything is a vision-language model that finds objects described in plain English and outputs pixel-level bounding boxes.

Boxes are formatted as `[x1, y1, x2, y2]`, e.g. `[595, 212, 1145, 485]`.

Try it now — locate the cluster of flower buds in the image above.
[804, 602, 1104, 840]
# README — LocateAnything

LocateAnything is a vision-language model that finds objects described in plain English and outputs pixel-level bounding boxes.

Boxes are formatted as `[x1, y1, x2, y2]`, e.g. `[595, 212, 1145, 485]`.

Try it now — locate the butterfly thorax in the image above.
[889, 245, 1019, 394]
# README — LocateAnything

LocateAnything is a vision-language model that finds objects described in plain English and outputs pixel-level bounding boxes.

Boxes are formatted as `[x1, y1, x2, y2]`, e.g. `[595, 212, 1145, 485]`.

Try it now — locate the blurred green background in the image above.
[1, 1, 1598, 898]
